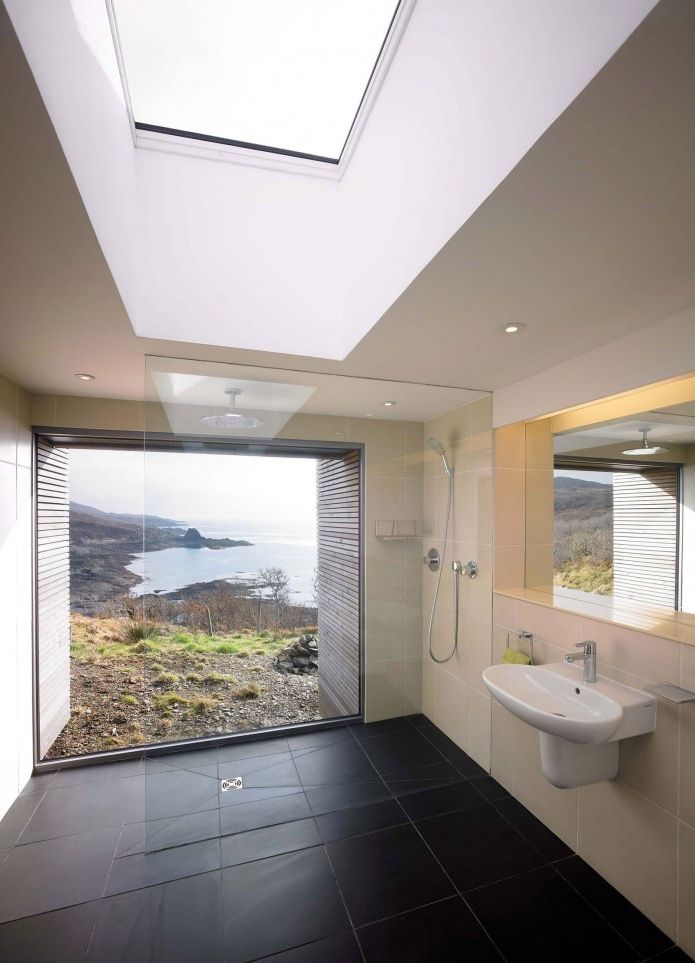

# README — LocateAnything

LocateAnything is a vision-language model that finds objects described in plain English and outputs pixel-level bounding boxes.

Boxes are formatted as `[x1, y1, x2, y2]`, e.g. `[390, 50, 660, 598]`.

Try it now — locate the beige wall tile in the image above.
[581, 617, 680, 682]
[678, 821, 695, 958]
[493, 593, 517, 630]
[679, 703, 695, 827]
[515, 600, 582, 652]
[365, 600, 405, 662]
[494, 424, 526, 470]
[365, 659, 404, 722]
[403, 657, 423, 715]
[491, 702, 514, 790]
[525, 469, 554, 546]
[422, 656, 436, 721]
[435, 667, 469, 750]
[525, 542, 554, 590]
[468, 689, 491, 770]
[0, 375, 17, 465]
[467, 616, 492, 693]
[494, 468, 525, 546]
[525, 419, 553, 470]
[513, 719, 578, 850]
[15, 389, 31, 469]
[494, 544, 525, 590]
[349, 418, 405, 477]
[578, 780, 677, 938]
[476, 468, 494, 547]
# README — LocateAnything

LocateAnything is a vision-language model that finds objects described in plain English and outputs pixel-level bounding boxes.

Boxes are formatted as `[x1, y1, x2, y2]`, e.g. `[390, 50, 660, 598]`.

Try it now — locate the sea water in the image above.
[126, 518, 317, 604]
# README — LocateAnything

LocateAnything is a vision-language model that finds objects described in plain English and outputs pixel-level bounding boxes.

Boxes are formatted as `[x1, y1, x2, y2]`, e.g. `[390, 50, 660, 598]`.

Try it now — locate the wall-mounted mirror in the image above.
[524, 378, 695, 621]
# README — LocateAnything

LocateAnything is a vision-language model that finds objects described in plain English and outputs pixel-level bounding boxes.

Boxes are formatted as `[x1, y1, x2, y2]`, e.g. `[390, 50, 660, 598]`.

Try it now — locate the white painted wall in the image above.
[0, 374, 33, 821]
[493, 303, 695, 427]
[682, 449, 695, 614]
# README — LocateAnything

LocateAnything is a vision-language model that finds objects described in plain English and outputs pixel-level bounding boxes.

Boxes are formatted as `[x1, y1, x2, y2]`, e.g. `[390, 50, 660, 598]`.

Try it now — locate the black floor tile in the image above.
[286, 727, 354, 751]
[0, 792, 43, 847]
[305, 779, 391, 816]
[145, 746, 219, 773]
[0, 827, 119, 923]
[495, 796, 572, 862]
[220, 818, 320, 867]
[358, 895, 502, 962]
[398, 781, 484, 821]
[219, 785, 305, 811]
[127, 766, 220, 822]
[555, 855, 674, 957]
[104, 837, 220, 896]
[653, 948, 693, 961]
[327, 823, 454, 927]
[89, 870, 224, 962]
[449, 749, 488, 779]
[401, 714, 432, 728]
[218, 751, 300, 790]
[384, 760, 462, 797]
[18, 776, 137, 844]
[116, 809, 221, 857]
[0, 900, 98, 963]
[471, 775, 510, 802]
[359, 729, 443, 776]
[219, 792, 312, 836]
[316, 799, 406, 843]
[257, 930, 362, 961]
[0, 848, 8, 866]
[466, 865, 639, 962]
[417, 725, 466, 759]
[293, 740, 376, 787]
[51, 757, 142, 787]
[221, 847, 350, 962]
[19, 772, 57, 795]
[417, 805, 544, 891]
[350, 718, 413, 741]
[217, 736, 290, 764]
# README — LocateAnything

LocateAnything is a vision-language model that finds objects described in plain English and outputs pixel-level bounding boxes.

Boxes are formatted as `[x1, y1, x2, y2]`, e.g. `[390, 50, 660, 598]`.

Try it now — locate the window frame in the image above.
[32, 427, 365, 772]
[105, 0, 416, 179]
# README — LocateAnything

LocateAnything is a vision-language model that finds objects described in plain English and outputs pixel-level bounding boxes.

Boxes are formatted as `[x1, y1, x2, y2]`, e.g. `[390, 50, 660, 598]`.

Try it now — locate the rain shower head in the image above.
[200, 388, 264, 430]
[428, 437, 452, 476]
[622, 428, 669, 456]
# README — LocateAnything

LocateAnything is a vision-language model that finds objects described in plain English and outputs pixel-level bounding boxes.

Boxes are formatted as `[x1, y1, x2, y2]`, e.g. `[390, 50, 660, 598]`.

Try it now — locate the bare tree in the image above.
[259, 566, 291, 625]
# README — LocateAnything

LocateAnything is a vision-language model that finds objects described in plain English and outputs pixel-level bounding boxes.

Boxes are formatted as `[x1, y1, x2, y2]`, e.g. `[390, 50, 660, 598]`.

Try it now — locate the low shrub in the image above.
[120, 693, 137, 706]
[185, 672, 203, 683]
[236, 683, 262, 699]
[154, 672, 179, 686]
[189, 696, 216, 716]
[120, 620, 158, 644]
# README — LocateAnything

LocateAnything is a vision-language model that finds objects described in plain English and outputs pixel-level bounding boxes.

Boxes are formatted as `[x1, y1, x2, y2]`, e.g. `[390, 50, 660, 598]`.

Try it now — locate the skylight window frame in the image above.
[106, 0, 415, 180]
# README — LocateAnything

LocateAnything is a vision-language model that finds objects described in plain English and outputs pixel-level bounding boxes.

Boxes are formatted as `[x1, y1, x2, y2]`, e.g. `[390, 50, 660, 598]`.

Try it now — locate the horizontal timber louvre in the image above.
[36, 437, 71, 757]
[316, 450, 361, 718]
[613, 467, 680, 609]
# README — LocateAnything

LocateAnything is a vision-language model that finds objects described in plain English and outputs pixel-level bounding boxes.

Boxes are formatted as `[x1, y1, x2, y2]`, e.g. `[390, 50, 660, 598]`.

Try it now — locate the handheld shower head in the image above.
[428, 437, 452, 476]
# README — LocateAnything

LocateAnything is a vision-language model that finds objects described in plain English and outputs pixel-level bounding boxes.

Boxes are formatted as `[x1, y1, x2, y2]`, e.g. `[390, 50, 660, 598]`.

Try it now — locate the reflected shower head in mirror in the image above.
[200, 388, 264, 429]
[428, 437, 452, 476]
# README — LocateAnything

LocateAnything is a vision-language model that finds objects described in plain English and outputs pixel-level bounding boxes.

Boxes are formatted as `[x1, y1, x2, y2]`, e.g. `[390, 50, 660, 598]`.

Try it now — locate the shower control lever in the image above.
[452, 559, 478, 579]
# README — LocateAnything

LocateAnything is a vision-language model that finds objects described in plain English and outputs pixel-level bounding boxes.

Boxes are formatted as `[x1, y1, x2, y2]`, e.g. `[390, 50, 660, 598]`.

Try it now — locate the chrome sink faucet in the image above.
[565, 641, 597, 683]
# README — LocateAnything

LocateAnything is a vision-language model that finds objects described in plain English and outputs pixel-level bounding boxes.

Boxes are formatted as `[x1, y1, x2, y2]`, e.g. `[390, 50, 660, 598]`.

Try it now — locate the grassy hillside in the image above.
[554, 474, 613, 594]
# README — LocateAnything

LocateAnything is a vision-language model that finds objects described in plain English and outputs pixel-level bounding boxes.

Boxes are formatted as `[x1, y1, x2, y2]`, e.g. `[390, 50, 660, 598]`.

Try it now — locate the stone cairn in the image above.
[276, 632, 318, 675]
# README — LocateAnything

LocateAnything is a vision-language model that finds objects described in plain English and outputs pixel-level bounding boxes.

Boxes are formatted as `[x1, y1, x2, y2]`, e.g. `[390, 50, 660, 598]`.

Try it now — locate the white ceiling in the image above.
[0, 1, 693, 403]
[4, 0, 657, 360]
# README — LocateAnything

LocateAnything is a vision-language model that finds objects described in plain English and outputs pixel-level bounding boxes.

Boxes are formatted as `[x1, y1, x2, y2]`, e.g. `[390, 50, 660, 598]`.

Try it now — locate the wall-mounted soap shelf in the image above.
[375, 520, 418, 539]
[644, 682, 695, 704]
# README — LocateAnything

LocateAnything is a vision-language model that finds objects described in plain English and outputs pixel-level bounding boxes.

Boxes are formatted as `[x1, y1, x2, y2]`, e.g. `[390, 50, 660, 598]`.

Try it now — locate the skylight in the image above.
[111, 0, 403, 166]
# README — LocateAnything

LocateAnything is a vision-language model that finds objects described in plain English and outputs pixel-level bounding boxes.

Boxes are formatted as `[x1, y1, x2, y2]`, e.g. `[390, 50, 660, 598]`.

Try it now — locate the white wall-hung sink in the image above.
[483, 662, 656, 789]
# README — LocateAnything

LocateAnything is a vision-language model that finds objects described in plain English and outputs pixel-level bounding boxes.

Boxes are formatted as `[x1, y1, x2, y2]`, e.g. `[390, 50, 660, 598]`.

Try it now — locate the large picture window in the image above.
[34, 433, 362, 763]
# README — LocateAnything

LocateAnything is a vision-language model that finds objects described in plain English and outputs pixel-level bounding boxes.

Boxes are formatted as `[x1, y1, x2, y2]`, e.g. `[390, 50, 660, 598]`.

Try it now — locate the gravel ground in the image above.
[46, 650, 320, 758]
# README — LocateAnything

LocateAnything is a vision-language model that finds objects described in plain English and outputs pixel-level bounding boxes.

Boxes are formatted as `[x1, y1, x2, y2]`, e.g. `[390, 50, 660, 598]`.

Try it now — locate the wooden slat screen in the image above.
[316, 450, 361, 718]
[36, 438, 71, 756]
[613, 467, 679, 609]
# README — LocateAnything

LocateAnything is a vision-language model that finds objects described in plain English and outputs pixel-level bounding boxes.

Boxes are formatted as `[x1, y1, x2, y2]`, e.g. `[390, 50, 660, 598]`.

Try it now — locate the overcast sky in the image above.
[69, 448, 318, 525]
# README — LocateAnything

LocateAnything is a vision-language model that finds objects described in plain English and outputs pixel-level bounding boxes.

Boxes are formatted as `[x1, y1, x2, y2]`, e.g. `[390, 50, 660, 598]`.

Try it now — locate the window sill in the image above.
[495, 585, 695, 648]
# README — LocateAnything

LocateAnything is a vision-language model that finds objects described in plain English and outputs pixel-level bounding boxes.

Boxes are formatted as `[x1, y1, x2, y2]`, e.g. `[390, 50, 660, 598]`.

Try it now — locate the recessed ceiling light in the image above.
[383, 400, 397, 407]
[75, 373, 95, 381]
[501, 322, 525, 334]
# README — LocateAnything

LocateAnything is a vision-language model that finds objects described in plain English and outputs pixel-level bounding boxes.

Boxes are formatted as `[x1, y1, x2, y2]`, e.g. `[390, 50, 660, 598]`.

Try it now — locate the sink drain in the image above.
[221, 777, 243, 791]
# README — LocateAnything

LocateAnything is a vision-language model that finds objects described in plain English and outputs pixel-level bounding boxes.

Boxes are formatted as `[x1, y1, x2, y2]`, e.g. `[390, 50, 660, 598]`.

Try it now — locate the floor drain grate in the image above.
[221, 777, 243, 791]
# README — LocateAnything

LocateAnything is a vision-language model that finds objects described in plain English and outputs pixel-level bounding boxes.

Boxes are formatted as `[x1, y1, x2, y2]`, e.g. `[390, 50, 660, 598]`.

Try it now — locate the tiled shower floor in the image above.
[0, 715, 689, 962]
